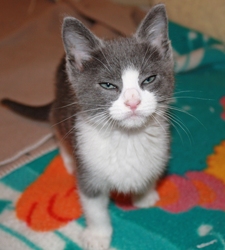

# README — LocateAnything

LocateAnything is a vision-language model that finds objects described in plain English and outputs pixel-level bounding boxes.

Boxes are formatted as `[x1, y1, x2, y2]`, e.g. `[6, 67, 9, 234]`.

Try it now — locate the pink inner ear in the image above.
[71, 47, 91, 71]
[150, 34, 163, 47]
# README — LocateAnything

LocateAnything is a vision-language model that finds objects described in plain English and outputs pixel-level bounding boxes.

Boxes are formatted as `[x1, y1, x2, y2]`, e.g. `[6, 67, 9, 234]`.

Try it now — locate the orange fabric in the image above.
[16, 156, 82, 231]
[156, 178, 180, 207]
[206, 141, 225, 183]
[192, 180, 216, 205]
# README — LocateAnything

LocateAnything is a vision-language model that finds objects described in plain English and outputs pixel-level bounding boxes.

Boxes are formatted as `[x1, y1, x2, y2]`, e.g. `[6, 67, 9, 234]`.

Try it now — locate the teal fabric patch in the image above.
[169, 22, 225, 73]
[1, 150, 59, 192]
[111, 206, 225, 250]
[111, 210, 178, 250]
[0, 200, 12, 214]
[169, 22, 220, 54]
[169, 69, 225, 175]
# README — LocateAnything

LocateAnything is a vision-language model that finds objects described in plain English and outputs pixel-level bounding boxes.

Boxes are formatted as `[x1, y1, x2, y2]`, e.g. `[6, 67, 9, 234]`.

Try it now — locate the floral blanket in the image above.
[0, 21, 225, 250]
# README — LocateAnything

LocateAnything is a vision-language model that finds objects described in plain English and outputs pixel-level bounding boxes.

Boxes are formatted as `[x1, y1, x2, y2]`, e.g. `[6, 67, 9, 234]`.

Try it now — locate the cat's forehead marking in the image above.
[121, 68, 140, 90]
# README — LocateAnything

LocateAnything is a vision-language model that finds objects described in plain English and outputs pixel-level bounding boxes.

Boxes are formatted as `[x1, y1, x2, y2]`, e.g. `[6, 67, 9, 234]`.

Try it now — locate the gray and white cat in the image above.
[2, 4, 174, 250]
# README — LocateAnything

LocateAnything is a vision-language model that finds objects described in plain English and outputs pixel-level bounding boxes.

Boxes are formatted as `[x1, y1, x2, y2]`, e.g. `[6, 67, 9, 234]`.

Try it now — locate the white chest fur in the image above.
[75, 116, 168, 193]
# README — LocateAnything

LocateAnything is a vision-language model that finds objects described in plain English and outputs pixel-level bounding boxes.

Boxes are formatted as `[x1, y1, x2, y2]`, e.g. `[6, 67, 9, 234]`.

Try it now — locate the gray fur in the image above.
[50, 4, 174, 197]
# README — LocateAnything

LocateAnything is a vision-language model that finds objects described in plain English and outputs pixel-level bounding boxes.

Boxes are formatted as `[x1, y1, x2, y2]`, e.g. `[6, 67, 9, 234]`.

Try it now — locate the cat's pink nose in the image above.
[124, 89, 141, 111]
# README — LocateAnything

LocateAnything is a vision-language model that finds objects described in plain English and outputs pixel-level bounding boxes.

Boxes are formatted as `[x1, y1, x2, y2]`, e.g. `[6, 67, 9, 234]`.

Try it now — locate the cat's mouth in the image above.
[128, 113, 145, 122]
[127, 110, 138, 118]
[116, 110, 150, 129]
[109, 102, 156, 129]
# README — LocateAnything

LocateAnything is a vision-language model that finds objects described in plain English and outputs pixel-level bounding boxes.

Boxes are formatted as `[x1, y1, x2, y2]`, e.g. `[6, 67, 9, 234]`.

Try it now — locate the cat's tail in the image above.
[1, 98, 52, 122]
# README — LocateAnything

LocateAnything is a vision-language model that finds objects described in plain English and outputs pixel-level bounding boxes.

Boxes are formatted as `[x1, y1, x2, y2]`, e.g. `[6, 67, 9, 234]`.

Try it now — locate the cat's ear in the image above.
[62, 17, 103, 71]
[135, 4, 170, 55]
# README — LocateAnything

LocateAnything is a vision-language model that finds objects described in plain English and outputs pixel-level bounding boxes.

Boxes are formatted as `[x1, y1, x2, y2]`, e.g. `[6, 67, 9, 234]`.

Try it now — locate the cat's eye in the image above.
[99, 82, 117, 90]
[142, 75, 157, 86]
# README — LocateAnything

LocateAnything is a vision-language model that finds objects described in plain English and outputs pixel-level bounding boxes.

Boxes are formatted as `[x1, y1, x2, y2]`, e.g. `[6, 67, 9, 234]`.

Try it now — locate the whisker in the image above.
[167, 106, 206, 129]
[86, 112, 112, 134]
[174, 96, 213, 101]
[101, 117, 114, 137]
[61, 125, 76, 142]
[90, 112, 107, 120]
[52, 106, 111, 127]
[110, 118, 118, 133]
[107, 116, 117, 134]
[140, 45, 151, 70]
[155, 110, 185, 143]
[166, 112, 193, 144]
[141, 46, 158, 70]
[51, 114, 76, 127]
[77, 107, 106, 115]
[168, 118, 184, 144]
[55, 102, 78, 109]
[97, 114, 112, 135]
[55, 102, 110, 109]
[99, 47, 112, 71]
[159, 96, 213, 103]
[156, 102, 206, 130]
[88, 114, 107, 125]
[173, 90, 201, 95]
[92, 55, 111, 73]
[156, 109, 193, 144]
[152, 113, 167, 134]
[172, 89, 203, 97]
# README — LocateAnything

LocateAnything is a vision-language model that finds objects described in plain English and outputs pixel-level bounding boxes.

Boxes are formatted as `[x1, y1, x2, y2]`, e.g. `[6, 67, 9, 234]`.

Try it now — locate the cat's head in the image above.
[62, 4, 174, 129]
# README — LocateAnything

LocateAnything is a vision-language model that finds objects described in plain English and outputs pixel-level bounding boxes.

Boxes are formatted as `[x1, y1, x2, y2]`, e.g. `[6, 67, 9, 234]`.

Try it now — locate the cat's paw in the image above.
[80, 228, 112, 250]
[132, 189, 159, 208]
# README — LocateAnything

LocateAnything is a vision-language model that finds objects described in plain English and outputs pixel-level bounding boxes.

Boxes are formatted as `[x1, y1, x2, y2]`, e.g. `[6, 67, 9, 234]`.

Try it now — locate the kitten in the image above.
[1, 4, 174, 250]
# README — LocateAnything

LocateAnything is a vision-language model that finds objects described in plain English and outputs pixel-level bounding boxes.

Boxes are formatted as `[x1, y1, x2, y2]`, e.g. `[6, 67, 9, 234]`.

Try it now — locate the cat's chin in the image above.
[119, 115, 148, 129]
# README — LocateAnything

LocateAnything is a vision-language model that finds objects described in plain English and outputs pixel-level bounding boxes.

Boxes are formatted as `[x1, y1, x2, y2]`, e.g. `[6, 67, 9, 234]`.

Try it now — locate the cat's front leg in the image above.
[132, 182, 160, 208]
[79, 191, 112, 250]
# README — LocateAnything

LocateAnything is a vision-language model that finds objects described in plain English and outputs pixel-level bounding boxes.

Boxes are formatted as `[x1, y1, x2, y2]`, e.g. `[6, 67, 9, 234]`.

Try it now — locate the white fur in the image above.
[75, 112, 168, 249]
[79, 193, 112, 250]
[109, 68, 157, 128]
[132, 183, 160, 208]
[75, 117, 167, 193]
[58, 142, 76, 175]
